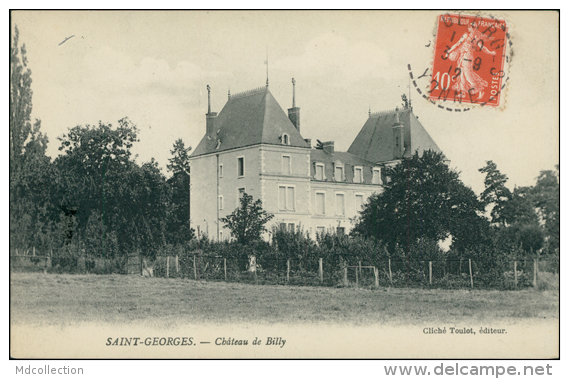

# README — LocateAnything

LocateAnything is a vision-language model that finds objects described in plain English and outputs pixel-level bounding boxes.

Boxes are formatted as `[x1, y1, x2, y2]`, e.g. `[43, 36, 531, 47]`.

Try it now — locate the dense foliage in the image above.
[352, 150, 488, 254]
[220, 193, 274, 245]
[478, 161, 559, 257]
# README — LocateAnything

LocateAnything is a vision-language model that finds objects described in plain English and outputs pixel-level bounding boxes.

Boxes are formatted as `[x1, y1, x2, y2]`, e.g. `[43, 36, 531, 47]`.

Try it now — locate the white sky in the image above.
[11, 10, 559, 195]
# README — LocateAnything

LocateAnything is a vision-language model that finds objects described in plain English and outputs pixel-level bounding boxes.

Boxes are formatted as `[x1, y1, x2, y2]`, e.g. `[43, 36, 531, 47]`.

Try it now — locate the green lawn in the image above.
[10, 272, 559, 326]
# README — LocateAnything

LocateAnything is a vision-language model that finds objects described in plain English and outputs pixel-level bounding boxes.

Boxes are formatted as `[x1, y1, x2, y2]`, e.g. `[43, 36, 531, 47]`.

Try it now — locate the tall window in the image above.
[219, 164, 224, 178]
[218, 195, 224, 210]
[279, 185, 295, 211]
[315, 163, 324, 180]
[316, 226, 326, 235]
[335, 164, 344, 181]
[315, 192, 325, 215]
[282, 133, 289, 145]
[372, 168, 381, 184]
[238, 188, 245, 201]
[237, 157, 245, 177]
[355, 194, 364, 212]
[282, 155, 291, 175]
[354, 167, 363, 183]
[335, 193, 345, 216]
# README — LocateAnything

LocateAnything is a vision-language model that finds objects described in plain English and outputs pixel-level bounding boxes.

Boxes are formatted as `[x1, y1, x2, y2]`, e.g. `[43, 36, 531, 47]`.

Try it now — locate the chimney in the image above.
[206, 84, 218, 139]
[392, 112, 404, 158]
[323, 141, 335, 154]
[288, 78, 300, 131]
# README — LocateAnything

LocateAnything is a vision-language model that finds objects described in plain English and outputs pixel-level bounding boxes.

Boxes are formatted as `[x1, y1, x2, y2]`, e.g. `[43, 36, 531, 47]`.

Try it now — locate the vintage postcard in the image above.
[9, 10, 559, 360]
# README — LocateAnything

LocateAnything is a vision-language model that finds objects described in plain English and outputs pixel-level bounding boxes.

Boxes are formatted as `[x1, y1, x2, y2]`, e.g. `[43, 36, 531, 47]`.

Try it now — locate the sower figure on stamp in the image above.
[447, 23, 497, 100]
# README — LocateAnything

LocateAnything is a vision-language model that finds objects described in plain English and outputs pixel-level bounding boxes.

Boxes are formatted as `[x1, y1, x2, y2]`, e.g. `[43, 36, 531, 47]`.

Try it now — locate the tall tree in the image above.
[166, 139, 194, 244]
[479, 161, 546, 256]
[10, 25, 32, 168]
[10, 25, 53, 250]
[478, 161, 512, 226]
[353, 150, 487, 253]
[532, 166, 559, 253]
[220, 193, 274, 245]
[167, 138, 191, 175]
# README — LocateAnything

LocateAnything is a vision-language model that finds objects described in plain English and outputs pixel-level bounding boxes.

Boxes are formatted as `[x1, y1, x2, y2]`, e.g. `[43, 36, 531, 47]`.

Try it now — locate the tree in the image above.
[220, 193, 274, 245]
[11, 25, 32, 167]
[532, 166, 559, 253]
[478, 161, 512, 225]
[10, 25, 54, 250]
[54, 119, 139, 232]
[478, 161, 548, 257]
[167, 138, 191, 175]
[166, 139, 194, 244]
[353, 150, 487, 254]
[53, 118, 171, 256]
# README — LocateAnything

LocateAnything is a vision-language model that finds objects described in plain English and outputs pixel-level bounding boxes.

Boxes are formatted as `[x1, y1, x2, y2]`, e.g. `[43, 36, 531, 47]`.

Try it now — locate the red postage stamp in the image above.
[429, 14, 509, 107]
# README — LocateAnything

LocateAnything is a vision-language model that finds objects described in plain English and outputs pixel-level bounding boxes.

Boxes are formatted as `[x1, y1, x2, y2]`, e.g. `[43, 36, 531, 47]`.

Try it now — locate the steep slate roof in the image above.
[347, 108, 442, 163]
[191, 87, 309, 157]
[310, 149, 377, 183]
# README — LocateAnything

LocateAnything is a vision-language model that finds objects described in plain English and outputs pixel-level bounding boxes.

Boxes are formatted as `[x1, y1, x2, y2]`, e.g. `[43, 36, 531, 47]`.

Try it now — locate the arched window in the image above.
[281, 133, 290, 145]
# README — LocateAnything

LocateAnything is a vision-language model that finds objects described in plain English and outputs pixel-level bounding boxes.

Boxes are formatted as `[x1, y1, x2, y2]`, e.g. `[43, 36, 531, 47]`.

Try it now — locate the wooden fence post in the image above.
[514, 261, 518, 289]
[388, 258, 393, 285]
[344, 265, 348, 286]
[176, 255, 179, 273]
[469, 259, 473, 289]
[224, 258, 227, 281]
[359, 260, 362, 276]
[319, 258, 323, 284]
[193, 255, 197, 280]
[533, 259, 538, 287]
[374, 267, 379, 288]
[287, 259, 290, 283]
[429, 261, 433, 285]
[355, 266, 359, 287]
[33, 246, 36, 256]
[166, 256, 170, 278]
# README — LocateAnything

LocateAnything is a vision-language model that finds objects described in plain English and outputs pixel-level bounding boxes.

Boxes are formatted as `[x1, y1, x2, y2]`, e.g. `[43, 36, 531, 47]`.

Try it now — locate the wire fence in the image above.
[9, 248, 559, 290]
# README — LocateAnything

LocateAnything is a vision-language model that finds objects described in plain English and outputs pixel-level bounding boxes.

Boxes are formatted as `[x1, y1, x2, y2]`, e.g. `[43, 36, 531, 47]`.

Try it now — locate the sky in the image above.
[11, 10, 559, 195]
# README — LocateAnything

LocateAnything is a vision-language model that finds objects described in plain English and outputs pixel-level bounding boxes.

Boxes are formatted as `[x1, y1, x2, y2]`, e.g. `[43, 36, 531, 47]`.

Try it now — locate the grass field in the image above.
[10, 272, 559, 327]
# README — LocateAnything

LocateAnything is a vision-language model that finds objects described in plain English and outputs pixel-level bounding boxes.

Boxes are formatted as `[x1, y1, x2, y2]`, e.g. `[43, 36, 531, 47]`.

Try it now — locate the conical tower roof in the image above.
[348, 108, 442, 163]
[192, 86, 308, 157]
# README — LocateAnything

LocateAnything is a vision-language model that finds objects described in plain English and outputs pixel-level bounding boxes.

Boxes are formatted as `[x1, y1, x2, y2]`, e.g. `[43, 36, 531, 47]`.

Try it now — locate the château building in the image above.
[189, 80, 442, 240]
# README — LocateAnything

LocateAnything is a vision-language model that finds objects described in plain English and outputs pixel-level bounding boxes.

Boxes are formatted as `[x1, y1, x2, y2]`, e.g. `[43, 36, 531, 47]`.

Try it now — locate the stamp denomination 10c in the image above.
[430, 14, 509, 108]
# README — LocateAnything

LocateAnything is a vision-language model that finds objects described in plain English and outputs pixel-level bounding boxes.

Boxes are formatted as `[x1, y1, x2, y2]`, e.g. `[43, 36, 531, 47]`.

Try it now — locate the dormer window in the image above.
[315, 163, 325, 180]
[334, 163, 344, 181]
[372, 167, 382, 185]
[354, 166, 363, 183]
[281, 133, 290, 145]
